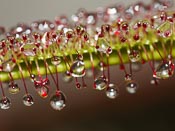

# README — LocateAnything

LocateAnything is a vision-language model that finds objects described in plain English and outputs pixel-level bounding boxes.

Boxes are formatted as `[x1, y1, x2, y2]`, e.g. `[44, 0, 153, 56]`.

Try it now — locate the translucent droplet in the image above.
[125, 74, 132, 81]
[98, 61, 106, 71]
[126, 80, 138, 94]
[31, 20, 55, 32]
[0, 97, 11, 110]
[76, 82, 81, 89]
[94, 76, 107, 90]
[121, 22, 129, 31]
[50, 91, 66, 111]
[8, 81, 20, 94]
[62, 71, 73, 83]
[2, 59, 16, 72]
[106, 83, 119, 99]
[86, 13, 97, 25]
[55, 15, 69, 30]
[96, 38, 112, 54]
[128, 49, 140, 62]
[51, 56, 61, 66]
[153, 60, 174, 79]
[30, 74, 36, 82]
[156, 21, 172, 38]
[9, 23, 32, 37]
[34, 79, 50, 98]
[106, 6, 119, 22]
[21, 43, 37, 56]
[36, 86, 49, 98]
[23, 94, 34, 106]
[70, 59, 85, 77]
[124, 6, 134, 20]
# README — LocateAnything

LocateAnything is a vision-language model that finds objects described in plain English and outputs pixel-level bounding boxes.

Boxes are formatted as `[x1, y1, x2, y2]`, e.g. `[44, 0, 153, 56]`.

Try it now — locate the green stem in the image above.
[0, 40, 175, 82]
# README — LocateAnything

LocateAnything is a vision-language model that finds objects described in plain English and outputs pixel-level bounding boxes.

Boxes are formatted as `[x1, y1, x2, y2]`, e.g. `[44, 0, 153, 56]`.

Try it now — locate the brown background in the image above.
[0, 0, 175, 131]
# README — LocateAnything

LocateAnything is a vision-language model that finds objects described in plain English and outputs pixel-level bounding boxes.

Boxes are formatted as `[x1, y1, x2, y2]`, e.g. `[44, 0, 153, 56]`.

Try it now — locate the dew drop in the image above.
[23, 94, 34, 106]
[106, 83, 119, 99]
[36, 86, 49, 98]
[34, 79, 50, 98]
[101, 24, 111, 33]
[153, 60, 174, 79]
[76, 82, 81, 89]
[51, 56, 61, 66]
[0, 97, 11, 110]
[21, 43, 37, 56]
[128, 49, 140, 62]
[98, 61, 106, 71]
[30, 74, 36, 82]
[9, 23, 32, 37]
[94, 76, 107, 90]
[50, 91, 66, 111]
[86, 13, 97, 25]
[8, 81, 20, 94]
[96, 37, 112, 54]
[156, 21, 172, 38]
[31, 20, 55, 32]
[106, 6, 119, 22]
[55, 15, 69, 30]
[62, 71, 73, 83]
[125, 74, 132, 81]
[2, 59, 16, 72]
[70, 59, 85, 77]
[121, 22, 129, 31]
[126, 80, 138, 94]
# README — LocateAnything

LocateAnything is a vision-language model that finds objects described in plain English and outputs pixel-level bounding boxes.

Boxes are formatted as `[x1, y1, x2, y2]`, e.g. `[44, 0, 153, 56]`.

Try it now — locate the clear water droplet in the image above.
[70, 59, 85, 77]
[34, 79, 50, 98]
[2, 59, 16, 72]
[98, 61, 106, 71]
[36, 85, 49, 98]
[50, 91, 66, 111]
[21, 43, 37, 56]
[153, 60, 174, 79]
[9, 23, 32, 37]
[76, 82, 81, 89]
[8, 81, 20, 94]
[51, 56, 61, 66]
[86, 13, 97, 25]
[125, 74, 132, 81]
[94, 76, 107, 90]
[96, 38, 112, 54]
[62, 71, 73, 83]
[106, 83, 119, 99]
[157, 21, 172, 38]
[23, 94, 34, 106]
[126, 80, 138, 94]
[106, 6, 119, 22]
[30, 74, 36, 82]
[0, 97, 11, 110]
[128, 49, 140, 62]
[31, 20, 55, 32]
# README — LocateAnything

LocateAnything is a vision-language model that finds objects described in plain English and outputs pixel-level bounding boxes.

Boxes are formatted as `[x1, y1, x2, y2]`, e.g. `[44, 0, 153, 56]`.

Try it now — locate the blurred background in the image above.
[0, 0, 175, 131]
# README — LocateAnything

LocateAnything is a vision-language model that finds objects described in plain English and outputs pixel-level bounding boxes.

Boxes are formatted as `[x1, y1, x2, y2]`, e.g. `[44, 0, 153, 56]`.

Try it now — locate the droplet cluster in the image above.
[0, 0, 175, 110]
